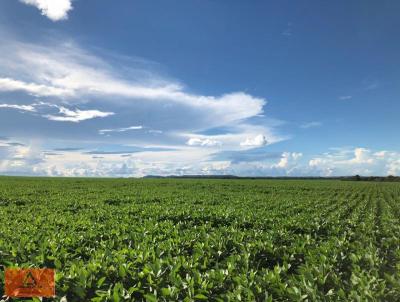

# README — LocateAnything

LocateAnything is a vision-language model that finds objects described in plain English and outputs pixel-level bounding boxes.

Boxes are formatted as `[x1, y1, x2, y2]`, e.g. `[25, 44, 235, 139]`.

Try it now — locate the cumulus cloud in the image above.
[374, 151, 387, 158]
[274, 152, 302, 169]
[1, 141, 399, 177]
[308, 158, 324, 168]
[308, 147, 400, 176]
[240, 134, 268, 147]
[180, 125, 282, 152]
[0, 141, 44, 175]
[19, 0, 73, 21]
[349, 148, 374, 164]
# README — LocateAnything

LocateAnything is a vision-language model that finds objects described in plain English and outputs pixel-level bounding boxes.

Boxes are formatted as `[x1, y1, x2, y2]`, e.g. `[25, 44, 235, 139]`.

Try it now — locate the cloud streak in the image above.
[44, 106, 114, 123]
[0, 103, 36, 112]
[99, 126, 143, 135]
[0, 78, 72, 97]
[0, 102, 114, 123]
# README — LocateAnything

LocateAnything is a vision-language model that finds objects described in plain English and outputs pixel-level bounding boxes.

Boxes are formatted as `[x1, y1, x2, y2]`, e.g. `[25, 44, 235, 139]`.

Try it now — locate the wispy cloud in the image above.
[99, 126, 143, 135]
[0, 102, 114, 123]
[7, 142, 26, 147]
[0, 36, 286, 176]
[0, 78, 72, 97]
[0, 40, 265, 128]
[53, 147, 82, 151]
[282, 22, 293, 36]
[0, 103, 36, 112]
[365, 80, 379, 90]
[19, 0, 73, 21]
[0, 37, 285, 152]
[148, 129, 163, 134]
[0, 138, 26, 148]
[338, 95, 352, 100]
[44, 106, 114, 123]
[300, 121, 322, 129]
[85, 150, 140, 155]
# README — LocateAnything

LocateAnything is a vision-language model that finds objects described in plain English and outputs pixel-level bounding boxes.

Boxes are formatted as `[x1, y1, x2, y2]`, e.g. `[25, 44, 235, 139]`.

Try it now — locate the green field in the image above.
[0, 177, 399, 301]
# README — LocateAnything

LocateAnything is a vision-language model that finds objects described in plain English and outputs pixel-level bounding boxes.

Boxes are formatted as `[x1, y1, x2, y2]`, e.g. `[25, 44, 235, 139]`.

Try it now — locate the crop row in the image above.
[0, 177, 399, 301]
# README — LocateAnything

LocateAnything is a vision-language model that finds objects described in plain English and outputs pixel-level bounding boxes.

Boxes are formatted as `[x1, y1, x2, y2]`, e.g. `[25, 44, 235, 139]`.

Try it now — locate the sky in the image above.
[0, 0, 399, 177]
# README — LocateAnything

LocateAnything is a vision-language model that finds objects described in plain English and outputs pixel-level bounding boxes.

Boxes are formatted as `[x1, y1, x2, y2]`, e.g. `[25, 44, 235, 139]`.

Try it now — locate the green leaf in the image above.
[144, 294, 157, 302]
[194, 294, 208, 300]
[97, 276, 106, 287]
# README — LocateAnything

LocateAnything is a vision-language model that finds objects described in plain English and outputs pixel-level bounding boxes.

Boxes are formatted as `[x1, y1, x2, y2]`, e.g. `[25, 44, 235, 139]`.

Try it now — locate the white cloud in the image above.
[0, 103, 36, 112]
[309, 158, 324, 168]
[308, 147, 400, 176]
[180, 125, 282, 152]
[0, 101, 113, 122]
[350, 148, 373, 164]
[44, 106, 114, 123]
[0, 102, 114, 123]
[0, 78, 72, 97]
[274, 152, 302, 169]
[148, 129, 163, 134]
[276, 154, 289, 168]
[186, 138, 222, 147]
[20, 0, 73, 21]
[0, 37, 287, 175]
[99, 126, 143, 135]
[0, 78, 263, 128]
[240, 134, 268, 147]
[0, 41, 265, 128]
[292, 152, 303, 160]
[1, 141, 399, 177]
[374, 151, 387, 158]
[339, 95, 352, 100]
[387, 159, 400, 175]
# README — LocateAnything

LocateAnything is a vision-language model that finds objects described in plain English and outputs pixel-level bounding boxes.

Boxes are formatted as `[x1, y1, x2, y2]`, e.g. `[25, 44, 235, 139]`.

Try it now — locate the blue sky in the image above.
[0, 0, 399, 176]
